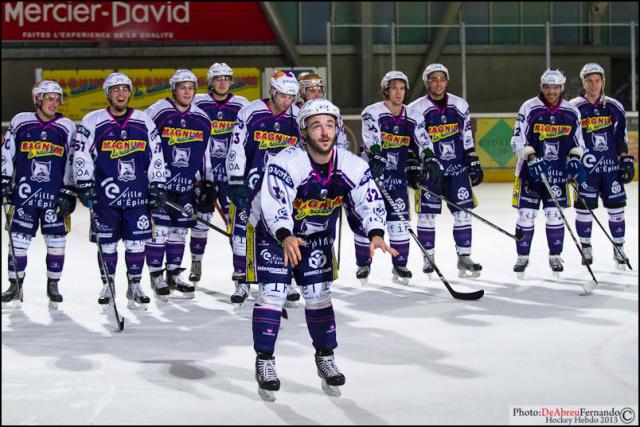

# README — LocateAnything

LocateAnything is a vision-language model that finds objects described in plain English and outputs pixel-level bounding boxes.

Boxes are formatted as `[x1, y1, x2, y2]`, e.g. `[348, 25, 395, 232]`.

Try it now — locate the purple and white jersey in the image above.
[145, 98, 213, 193]
[2, 112, 75, 209]
[194, 93, 249, 182]
[569, 95, 628, 175]
[251, 145, 386, 240]
[511, 95, 584, 178]
[408, 93, 474, 176]
[74, 108, 165, 208]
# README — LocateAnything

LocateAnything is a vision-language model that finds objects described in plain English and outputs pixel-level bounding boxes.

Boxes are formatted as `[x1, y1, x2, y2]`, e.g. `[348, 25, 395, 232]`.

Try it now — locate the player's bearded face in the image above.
[583, 74, 604, 97]
[541, 84, 563, 105]
[304, 115, 336, 155]
[107, 84, 131, 112]
[174, 82, 196, 107]
[386, 80, 406, 106]
[38, 93, 61, 118]
[426, 71, 448, 98]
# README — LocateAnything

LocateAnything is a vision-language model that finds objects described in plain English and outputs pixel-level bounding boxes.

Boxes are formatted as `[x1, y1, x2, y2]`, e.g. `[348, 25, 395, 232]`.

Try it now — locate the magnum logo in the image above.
[20, 141, 64, 159]
[211, 120, 235, 136]
[161, 127, 204, 145]
[581, 116, 612, 133]
[102, 140, 146, 159]
[533, 123, 572, 140]
[381, 132, 410, 149]
[253, 130, 298, 149]
[293, 196, 343, 220]
[427, 123, 460, 143]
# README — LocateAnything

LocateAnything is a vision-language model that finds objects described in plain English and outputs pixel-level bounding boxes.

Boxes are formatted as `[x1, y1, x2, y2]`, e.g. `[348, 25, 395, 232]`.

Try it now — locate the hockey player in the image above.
[226, 70, 301, 308]
[357, 70, 441, 285]
[570, 63, 634, 269]
[1, 80, 76, 309]
[510, 69, 586, 277]
[248, 99, 397, 400]
[73, 72, 167, 309]
[188, 63, 250, 284]
[408, 63, 485, 278]
[144, 69, 214, 300]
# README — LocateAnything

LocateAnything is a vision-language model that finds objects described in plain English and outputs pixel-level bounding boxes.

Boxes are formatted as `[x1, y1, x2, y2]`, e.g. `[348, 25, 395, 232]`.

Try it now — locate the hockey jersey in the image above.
[74, 108, 165, 208]
[145, 98, 213, 193]
[2, 112, 75, 209]
[194, 93, 249, 182]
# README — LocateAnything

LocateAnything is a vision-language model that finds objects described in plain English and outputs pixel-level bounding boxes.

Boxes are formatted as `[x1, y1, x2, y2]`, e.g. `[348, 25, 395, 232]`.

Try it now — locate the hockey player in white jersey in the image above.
[1, 80, 76, 309]
[188, 63, 250, 285]
[248, 99, 397, 400]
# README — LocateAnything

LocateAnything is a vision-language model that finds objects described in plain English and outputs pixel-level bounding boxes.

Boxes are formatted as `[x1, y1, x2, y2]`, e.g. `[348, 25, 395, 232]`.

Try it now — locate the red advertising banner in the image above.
[1, 1, 276, 42]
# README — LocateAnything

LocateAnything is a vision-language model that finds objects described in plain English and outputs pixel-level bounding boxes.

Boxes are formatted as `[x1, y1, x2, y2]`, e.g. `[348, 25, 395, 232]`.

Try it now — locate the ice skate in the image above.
[166, 267, 195, 299]
[613, 244, 628, 271]
[422, 250, 435, 279]
[391, 265, 412, 286]
[356, 264, 370, 285]
[188, 259, 202, 287]
[285, 283, 300, 308]
[315, 350, 345, 397]
[46, 278, 63, 310]
[255, 353, 280, 402]
[457, 255, 482, 278]
[580, 243, 593, 266]
[98, 278, 114, 312]
[231, 270, 246, 286]
[513, 255, 529, 280]
[2, 279, 23, 309]
[231, 282, 249, 311]
[549, 255, 563, 279]
[126, 275, 150, 310]
[150, 270, 170, 302]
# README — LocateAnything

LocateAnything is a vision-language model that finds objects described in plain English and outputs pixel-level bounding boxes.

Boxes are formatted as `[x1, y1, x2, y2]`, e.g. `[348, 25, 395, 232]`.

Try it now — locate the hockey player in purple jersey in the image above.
[248, 99, 397, 401]
[73, 72, 167, 310]
[570, 63, 634, 269]
[1, 80, 76, 309]
[226, 69, 301, 307]
[511, 69, 586, 277]
[357, 70, 442, 285]
[144, 69, 214, 300]
[187, 63, 250, 285]
[408, 63, 484, 278]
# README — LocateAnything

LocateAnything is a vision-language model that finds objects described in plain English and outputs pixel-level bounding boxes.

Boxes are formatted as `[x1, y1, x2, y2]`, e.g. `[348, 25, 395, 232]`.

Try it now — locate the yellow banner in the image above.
[41, 68, 261, 121]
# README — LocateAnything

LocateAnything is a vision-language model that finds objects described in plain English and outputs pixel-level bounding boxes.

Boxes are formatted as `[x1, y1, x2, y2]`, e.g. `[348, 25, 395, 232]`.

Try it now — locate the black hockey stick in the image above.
[374, 177, 484, 300]
[570, 181, 632, 270]
[166, 200, 231, 238]
[415, 182, 523, 241]
[88, 200, 125, 331]
[3, 204, 23, 302]
[541, 174, 598, 292]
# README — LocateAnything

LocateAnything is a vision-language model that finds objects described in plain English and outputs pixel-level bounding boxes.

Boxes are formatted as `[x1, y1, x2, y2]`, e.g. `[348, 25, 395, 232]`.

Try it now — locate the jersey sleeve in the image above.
[568, 108, 585, 158]
[361, 107, 381, 152]
[1, 116, 18, 180]
[461, 101, 475, 153]
[259, 154, 300, 237]
[227, 106, 248, 179]
[611, 102, 629, 154]
[73, 114, 97, 184]
[62, 120, 77, 187]
[408, 107, 434, 158]
[346, 160, 387, 236]
[511, 102, 532, 160]
[143, 113, 166, 184]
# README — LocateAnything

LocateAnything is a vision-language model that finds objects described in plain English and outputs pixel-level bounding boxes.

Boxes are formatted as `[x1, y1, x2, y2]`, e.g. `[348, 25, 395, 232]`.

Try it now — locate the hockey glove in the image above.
[368, 145, 387, 181]
[54, 186, 77, 219]
[619, 155, 635, 184]
[76, 180, 97, 208]
[466, 152, 484, 186]
[195, 180, 216, 210]
[228, 176, 249, 210]
[421, 153, 445, 194]
[148, 182, 167, 210]
[405, 151, 421, 190]
[1, 176, 12, 205]
[565, 158, 586, 185]
[527, 158, 548, 183]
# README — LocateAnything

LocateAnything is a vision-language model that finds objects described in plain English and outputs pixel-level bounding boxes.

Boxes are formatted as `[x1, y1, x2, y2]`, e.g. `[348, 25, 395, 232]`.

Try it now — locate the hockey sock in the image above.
[305, 306, 338, 351]
[166, 241, 185, 271]
[232, 252, 246, 273]
[388, 220, 410, 267]
[575, 209, 593, 244]
[453, 211, 472, 256]
[417, 214, 436, 251]
[353, 233, 372, 266]
[545, 208, 564, 255]
[189, 228, 208, 261]
[98, 245, 118, 277]
[45, 249, 64, 280]
[516, 208, 537, 256]
[125, 240, 145, 278]
[608, 208, 625, 244]
[252, 304, 283, 355]
[8, 232, 30, 280]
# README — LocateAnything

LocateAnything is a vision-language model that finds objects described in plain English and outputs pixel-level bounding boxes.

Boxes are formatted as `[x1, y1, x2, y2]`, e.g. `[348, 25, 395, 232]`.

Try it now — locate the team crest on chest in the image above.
[40, 131, 47, 140]
[172, 146, 191, 167]
[217, 111, 224, 120]
[31, 160, 51, 182]
[441, 115, 447, 123]
[543, 141, 559, 161]
[393, 125, 399, 134]
[117, 158, 136, 181]
[274, 122, 280, 132]
[592, 133, 608, 152]
[439, 140, 456, 160]
[180, 118, 187, 127]
[120, 129, 127, 140]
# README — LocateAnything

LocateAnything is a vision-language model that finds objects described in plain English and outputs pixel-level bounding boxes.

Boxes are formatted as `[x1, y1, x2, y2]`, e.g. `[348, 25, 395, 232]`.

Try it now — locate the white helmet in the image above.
[269, 70, 299, 97]
[32, 80, 63, 105]
[540, 69, 566, 89]
[422, 63, 449, 81]
[207, 62, 234, 83]
[102, 72, 133, 97]
[381, 70, 410, 90]
[579, 63, 605, 81]
[169, 69, 198, 91]
[297, 99, 341, 130]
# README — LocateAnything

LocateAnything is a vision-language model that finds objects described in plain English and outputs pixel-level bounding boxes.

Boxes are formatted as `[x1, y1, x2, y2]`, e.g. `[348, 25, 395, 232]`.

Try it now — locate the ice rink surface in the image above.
[2, 182, 638, 425]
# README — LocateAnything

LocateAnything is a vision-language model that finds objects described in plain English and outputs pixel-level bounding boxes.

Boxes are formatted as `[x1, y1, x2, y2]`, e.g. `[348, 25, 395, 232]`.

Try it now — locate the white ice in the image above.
[2, 183, 638, 424]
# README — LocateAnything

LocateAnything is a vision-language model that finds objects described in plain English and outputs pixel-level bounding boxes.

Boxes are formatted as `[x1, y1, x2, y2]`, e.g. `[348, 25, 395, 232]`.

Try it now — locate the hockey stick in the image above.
[3, 204, 23, 302]
[374, 177, 484, 300]
[87, 200, 125, 331]
[540, 174, 598, 292]
[166, 200, 231, 238]
[416, 182, 523, 241]
[214, 199, 229, 227]
[570, 181, 632, 270]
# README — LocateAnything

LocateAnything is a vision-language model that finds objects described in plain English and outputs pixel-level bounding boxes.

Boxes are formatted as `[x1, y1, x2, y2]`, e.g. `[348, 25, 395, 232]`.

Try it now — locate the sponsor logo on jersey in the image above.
[427, 123, 460, 143]
[267, 164, 294, 188]
[20, 141, 64, 159]
[102, 140, 147, 159]
[253, 131, 298, 149]
[293, 195, 343, 220]
[161, 127, 204, 145]
[532, 123, 572, 140]
[381, 132, 410, 149]
[580, 116, 612, 133]
[211, 120, 235, 136]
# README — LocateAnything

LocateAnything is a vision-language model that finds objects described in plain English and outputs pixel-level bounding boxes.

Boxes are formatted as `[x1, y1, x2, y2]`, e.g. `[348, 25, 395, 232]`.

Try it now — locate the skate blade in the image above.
[169, 291, 195, 300]
[258, 387, 276, 402]
[321, 379, 342, 397]
[392, 276, 411, 286]
[2, 300, 22, 310]
[99, 303, 110, 313]
[48, 301, 59, 310]
[233, 300, 247, 311]
[615, 263, 627, 271]
[582, 280, 599, 295]
[552, 271, 561, 280]
[284, 300, 298, 309]
[458, 270, 481, 279]
[154, 294, 169, 302]
[359, 278, 368, 286]
[127, 300, 149, 311]
[516, 272, 526, 280]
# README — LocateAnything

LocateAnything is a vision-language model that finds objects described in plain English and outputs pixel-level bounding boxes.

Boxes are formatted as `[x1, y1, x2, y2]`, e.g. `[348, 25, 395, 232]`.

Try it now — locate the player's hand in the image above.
[369, 235, 399, 259]
[76, 180, 97, 208]
[1, 176, 12, 205]
[368, 145, 387, 181]
[565, 158, 586, 185]
[54, 186, 77, 219]
[466, 152, 484, 186]
[527, 157, 548, 183]
[619, 155, 635, 184]
[148, 182, 167, 210]
[282, 236, 307, 268]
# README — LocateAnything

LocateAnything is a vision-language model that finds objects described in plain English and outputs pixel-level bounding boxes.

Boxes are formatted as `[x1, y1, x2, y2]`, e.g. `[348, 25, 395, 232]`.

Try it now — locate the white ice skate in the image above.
[231, 282, 249, 311]
[47, 278, 63, 310]
[356, 264, 370, 286]
[284, 283, 300, 308]
[457, 255, 482, 279]
[2, 279, 23, 310]
[391, 265, 412, 286]
[549, 255, 563, 280]
[255, 354, 280, 402]
[166, 268, 195, 299]
[315, 351, 345, 397]
[513, 255, 529, 280]
[126, 276, 150, 311]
